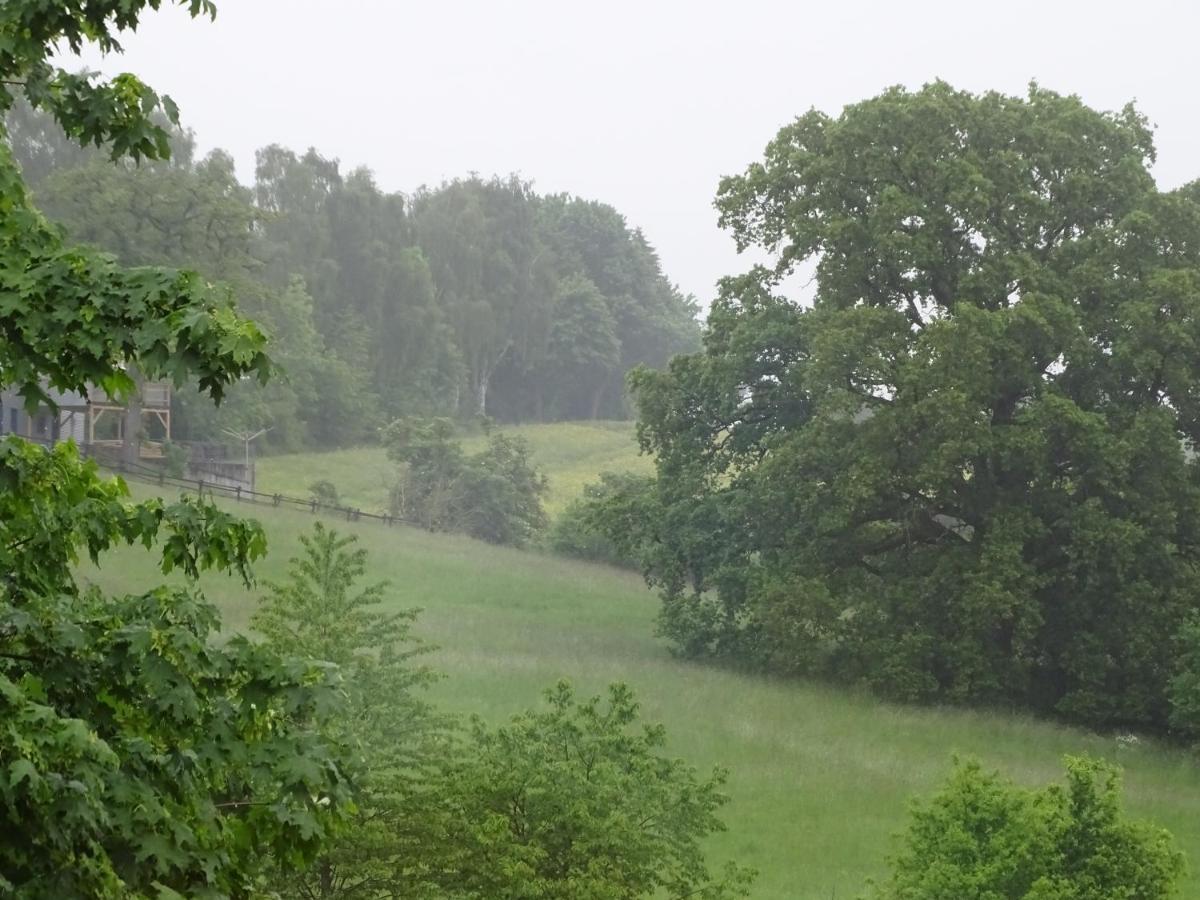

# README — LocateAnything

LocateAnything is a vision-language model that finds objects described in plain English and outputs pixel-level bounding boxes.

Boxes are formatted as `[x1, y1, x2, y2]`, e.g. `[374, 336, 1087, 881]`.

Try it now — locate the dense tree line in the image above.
[7, 104, 699, 450]
[593, 83, 1200, 736]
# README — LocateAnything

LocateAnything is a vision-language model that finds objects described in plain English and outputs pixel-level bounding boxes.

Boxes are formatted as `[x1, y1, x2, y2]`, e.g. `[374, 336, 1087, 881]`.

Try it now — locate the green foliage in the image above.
[864, 756, 1184, 899]
[252, 524, 444, 898]
[385, 417, 549, 546]
[10, 105, 699, 435]
[0, 3, 351, 895]
[160, 440, 188, 479]
[429, 680, 755, 899]
[0, 4, 269, 410]
[250, 524, 753, 899]
[1168, 617, 1200, 740]
[308, 479, 341, 507]
[623, 82, 1200, 730]
[82, 491, 1200, 900]
[544, 274, 623, 420]
[548, 471, 657, 567]
[0, 441, 350, 897]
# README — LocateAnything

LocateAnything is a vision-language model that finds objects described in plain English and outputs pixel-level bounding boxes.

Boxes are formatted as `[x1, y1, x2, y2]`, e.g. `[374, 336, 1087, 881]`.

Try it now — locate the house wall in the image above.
[0, 389, 93, 444]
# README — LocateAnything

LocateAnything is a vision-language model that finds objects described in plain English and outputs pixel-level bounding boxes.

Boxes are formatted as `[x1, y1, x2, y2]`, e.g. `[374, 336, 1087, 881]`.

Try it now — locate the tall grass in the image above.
[82, 488, 1200, 900]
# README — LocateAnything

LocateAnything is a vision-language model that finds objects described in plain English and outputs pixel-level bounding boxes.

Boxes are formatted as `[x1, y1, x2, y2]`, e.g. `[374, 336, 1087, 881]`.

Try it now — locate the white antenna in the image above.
[222, 426, 272, 470]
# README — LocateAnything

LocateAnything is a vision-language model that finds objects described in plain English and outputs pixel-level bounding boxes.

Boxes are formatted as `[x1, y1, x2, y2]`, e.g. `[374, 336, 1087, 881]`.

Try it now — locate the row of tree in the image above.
[7, 102, 700, 450]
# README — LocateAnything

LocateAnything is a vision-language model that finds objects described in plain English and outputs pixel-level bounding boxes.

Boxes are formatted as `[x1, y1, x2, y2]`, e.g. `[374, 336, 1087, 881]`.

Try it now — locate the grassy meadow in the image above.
[83, 480, 1200, 899]
[255, 420, 652, 518]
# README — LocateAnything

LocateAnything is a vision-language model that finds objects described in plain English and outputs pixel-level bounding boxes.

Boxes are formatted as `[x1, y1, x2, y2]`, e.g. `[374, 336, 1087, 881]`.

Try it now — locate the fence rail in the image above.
[15, 435, 408, 529]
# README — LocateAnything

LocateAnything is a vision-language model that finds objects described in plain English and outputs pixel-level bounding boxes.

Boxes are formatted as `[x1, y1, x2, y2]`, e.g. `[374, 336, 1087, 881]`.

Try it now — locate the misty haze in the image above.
[2, 2, 1200, 898]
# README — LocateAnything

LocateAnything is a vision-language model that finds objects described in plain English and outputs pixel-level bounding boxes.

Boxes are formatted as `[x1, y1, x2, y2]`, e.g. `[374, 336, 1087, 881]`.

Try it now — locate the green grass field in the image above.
[83, 483, 1200, 899]
[255, 420, 652, 518]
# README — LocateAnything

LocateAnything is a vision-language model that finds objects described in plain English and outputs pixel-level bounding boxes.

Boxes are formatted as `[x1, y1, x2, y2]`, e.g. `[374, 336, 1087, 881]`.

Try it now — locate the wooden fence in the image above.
[18, 436, 407, 528]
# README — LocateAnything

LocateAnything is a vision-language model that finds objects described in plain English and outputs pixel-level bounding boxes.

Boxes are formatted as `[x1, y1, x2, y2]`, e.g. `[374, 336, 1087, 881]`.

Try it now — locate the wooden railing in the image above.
[140, 381, 171, 408]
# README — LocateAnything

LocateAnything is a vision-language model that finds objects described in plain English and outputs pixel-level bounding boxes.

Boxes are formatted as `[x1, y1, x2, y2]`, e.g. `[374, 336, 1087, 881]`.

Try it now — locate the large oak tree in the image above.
[623, 83, 1200, 731]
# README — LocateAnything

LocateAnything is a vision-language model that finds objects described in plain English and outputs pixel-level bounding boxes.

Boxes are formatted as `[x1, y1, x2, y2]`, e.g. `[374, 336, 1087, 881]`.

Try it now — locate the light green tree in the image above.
[864, 757, 1184, 899]
[428, 681, 756, 900]
[252, 524, 447, 898]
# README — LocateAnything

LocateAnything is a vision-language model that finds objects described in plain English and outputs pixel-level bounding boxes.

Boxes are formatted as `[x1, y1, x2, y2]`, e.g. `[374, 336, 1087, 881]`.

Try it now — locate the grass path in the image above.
[255, 420, 652, 518]
[83, 489, 1200, 899]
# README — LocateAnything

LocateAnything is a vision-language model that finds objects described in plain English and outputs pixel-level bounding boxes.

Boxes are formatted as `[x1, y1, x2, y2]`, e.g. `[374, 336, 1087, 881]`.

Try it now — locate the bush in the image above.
[547, 471, 651, 567]
[1169, 616, 1200, 740]
[864, 756, 1184, 899]
[552, 471, 659, 566]
[160, 440, 188, 479]
[383, 417, 548, 546]
[429, 681, 756, 899]
[308, 478, 341, 507]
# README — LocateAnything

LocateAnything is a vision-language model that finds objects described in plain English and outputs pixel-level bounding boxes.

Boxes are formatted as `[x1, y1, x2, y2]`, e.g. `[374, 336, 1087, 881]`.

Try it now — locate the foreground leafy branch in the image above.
[0, 3, 352, 896]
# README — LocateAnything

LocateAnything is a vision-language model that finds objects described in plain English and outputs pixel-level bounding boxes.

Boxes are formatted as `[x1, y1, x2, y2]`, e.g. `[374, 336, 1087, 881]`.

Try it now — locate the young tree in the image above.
[0, 2, 350, 894]
[626, 83, 1200, 730]
[864, 757, 1184, 899]
[252, 524, 446, 899]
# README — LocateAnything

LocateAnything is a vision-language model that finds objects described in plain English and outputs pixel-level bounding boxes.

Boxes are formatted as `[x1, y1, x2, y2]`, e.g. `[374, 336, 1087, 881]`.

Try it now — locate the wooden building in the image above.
[0, 381, 172, 456]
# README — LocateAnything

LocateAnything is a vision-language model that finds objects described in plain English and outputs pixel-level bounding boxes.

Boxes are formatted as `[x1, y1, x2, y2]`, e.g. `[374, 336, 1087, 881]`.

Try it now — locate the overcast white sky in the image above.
[75, 0, 1200, 306]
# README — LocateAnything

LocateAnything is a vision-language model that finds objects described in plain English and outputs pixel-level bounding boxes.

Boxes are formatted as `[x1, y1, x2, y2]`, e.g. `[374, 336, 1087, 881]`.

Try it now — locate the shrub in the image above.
[553, 471, 660, 567]
[546, 472, 646, 567]
[1169, 616, 1200, 740]
[864, 756, 1184, 899]
[429, 681, 756, 899]
[383, 417, 548, 546]
[308, 478, 341, 507]
[160, 440, 188, 479]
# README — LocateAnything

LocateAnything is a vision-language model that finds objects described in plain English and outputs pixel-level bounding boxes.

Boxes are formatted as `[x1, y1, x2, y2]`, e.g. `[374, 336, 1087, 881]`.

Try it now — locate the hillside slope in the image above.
[82, 489, 1200, 900]
[255, 420, 652, 517]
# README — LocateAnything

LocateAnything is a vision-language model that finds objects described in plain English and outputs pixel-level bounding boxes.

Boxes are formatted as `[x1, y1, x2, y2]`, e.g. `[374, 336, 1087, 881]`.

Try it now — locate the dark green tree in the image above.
[411, 176, 556, 418]
[545, 274, 622, 419]
[622, 82, 1200, 730]
[1168, 616, 1200, 740]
